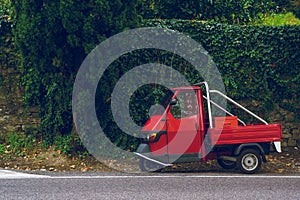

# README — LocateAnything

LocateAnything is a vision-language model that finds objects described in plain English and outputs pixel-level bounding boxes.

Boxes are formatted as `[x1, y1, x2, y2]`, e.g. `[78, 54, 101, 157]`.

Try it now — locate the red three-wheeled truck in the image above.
[135, 82, 282, 174]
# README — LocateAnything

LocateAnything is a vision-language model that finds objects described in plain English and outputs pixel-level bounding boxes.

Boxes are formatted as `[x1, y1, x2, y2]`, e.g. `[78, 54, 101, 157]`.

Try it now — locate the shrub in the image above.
[254, 12, 300, 26]
[0, 144, 5, 155]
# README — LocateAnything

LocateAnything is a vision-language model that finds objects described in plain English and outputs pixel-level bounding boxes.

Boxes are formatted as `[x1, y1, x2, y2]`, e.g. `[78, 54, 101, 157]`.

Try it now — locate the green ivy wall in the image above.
[1, 16, 300, 149]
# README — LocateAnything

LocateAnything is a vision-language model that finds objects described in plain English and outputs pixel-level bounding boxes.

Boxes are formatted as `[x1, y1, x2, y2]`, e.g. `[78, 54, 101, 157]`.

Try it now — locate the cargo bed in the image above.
[208, 124, 282, 145]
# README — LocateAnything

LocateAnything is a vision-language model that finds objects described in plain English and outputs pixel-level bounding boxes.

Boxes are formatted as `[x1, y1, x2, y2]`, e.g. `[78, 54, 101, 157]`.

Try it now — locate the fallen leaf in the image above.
[286, 163, 292, 167]
[278, 169, 284, 173]
[81, 167, 88, 172]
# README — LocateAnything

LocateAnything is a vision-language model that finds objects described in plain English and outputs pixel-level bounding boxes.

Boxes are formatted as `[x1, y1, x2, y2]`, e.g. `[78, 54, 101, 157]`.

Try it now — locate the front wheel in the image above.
[139, 159, 163, 172]
[217, 159, 237, 170]
[237, 149, 262, 174]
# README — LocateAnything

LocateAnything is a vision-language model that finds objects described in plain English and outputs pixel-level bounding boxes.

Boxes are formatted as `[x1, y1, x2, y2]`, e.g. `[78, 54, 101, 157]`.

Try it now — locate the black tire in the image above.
[237, 149, 262, 174]
[139, 159, 162, 172]
[217, 159, 237, 170]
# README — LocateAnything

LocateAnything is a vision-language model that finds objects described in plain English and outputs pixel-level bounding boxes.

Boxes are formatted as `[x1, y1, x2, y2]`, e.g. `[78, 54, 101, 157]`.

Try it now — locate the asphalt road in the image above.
[0, 170, 299, 200]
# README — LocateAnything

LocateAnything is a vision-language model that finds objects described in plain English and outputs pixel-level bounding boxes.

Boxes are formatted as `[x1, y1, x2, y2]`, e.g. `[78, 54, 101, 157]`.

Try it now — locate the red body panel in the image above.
[144, 89, 206, 156]
[148, 134, 167, 155]
[166, 114, 200, 155]
[142, 115, 166, 132]
[208, 124, 282, 145]
[142, 115, 167, 155]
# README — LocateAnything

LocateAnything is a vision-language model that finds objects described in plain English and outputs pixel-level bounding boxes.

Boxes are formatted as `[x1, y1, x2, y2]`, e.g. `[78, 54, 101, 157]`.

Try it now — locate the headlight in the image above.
[147, 132, 157, 141]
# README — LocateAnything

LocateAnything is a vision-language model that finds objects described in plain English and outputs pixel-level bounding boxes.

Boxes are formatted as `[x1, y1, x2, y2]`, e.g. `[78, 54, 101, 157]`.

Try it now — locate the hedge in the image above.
[1, 16, 300, 150]
[0, 16, 14, 69]
[144, 19, 300, 121]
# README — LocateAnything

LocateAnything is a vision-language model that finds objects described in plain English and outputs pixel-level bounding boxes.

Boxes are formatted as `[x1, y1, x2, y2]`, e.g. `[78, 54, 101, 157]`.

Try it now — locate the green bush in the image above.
[6, 0, 300, 151]
[0, 0, 12, 17]
[11, 0, 142, 145]
[7, 132, 34, 156]
[54, 135, 72, 155]
[139, 0, 286, 24]
[53, 134, 88, 156]
[0, 0, 14, 67]
[0, 144, 5, 155]
[254, 12, 300, 26]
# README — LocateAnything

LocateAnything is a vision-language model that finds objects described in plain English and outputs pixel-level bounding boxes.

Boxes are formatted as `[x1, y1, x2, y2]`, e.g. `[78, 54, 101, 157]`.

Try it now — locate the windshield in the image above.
[170, 90, 199, 119]
[149, 90, 174, 116]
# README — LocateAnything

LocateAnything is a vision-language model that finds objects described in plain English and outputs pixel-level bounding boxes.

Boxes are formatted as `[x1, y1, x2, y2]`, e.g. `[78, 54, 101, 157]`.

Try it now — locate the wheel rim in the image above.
[241, 153, 258, 171]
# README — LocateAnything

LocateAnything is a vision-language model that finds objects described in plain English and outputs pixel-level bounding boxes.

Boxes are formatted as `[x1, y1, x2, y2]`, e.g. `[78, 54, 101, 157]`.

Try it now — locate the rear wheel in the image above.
[139, 159, 162, 172]
[237, 149, 262, 174]
[217, 159, 237, 170]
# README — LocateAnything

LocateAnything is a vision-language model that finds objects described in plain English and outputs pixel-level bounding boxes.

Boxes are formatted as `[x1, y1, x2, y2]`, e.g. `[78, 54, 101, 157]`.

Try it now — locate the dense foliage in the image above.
[254, 12, 300, 26]
[145, 20, 300, 114]
[285, 0, 300, 18]
[11, 0, 141, 144]
[0, 0, 14, 69]
[2, 0, 299, 151]
[139, 0, 290, 24]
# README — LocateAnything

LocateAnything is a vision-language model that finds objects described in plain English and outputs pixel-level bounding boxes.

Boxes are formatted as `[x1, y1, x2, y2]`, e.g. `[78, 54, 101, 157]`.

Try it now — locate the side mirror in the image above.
[170, 99, 177, 105]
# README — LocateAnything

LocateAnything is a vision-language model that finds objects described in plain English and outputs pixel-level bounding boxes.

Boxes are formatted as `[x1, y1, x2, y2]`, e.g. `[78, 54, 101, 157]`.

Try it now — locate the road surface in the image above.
[0, 170, 299, 199]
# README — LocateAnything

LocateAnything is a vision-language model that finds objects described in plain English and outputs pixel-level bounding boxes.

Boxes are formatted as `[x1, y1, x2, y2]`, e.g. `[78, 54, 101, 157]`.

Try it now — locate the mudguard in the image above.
[234, 143, 267, 163]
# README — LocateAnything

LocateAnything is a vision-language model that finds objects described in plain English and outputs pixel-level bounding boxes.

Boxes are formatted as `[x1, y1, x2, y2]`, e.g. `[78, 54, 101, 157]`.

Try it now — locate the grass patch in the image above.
[253, 12, 300, 26]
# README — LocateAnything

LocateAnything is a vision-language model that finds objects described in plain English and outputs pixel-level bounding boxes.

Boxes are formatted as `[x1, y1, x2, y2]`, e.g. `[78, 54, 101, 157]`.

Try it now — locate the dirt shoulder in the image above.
[0, 146, 299, 174]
